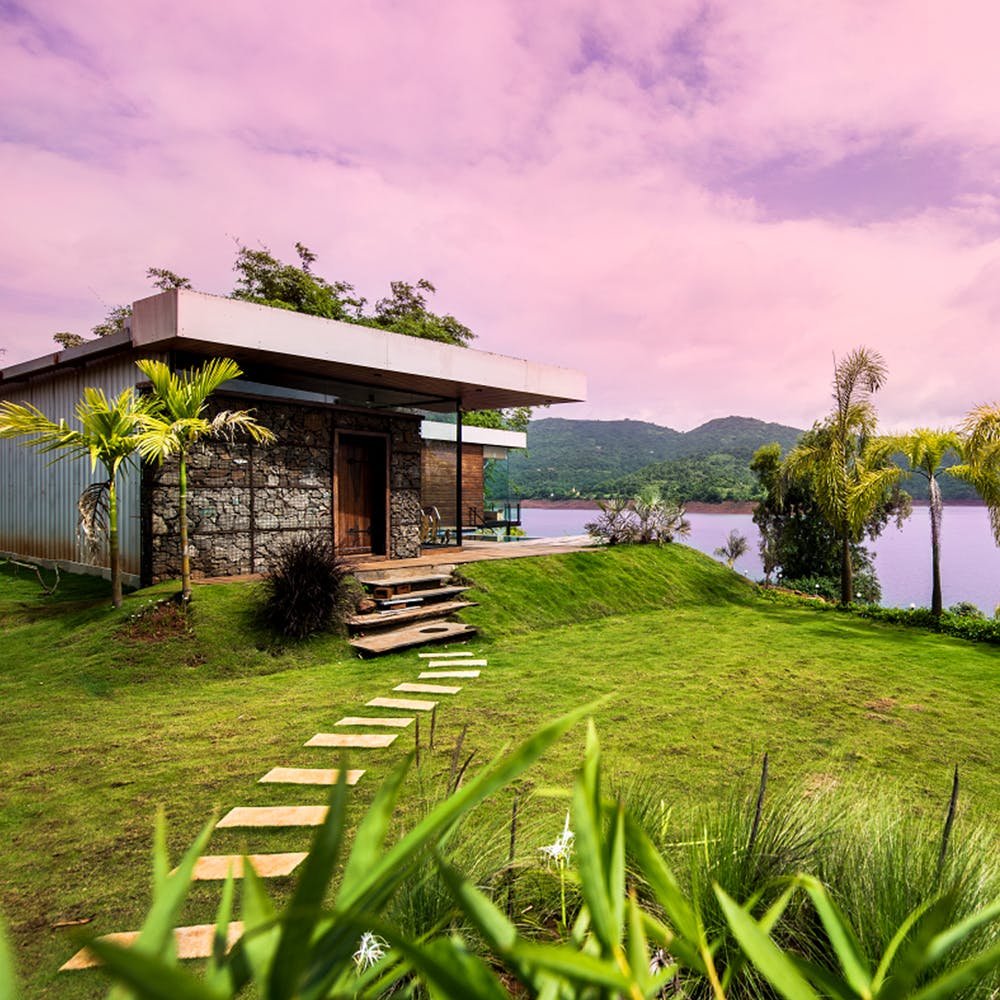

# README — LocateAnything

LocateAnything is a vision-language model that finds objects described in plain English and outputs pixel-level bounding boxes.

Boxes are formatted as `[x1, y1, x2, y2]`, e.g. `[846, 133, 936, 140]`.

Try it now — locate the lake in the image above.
[519, 505, 1000, 615]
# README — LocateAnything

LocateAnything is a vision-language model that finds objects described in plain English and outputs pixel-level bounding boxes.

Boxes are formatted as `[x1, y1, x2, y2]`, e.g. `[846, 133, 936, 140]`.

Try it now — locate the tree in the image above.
[784, 348, 906, 604]
[231, 241, 366, 321]
[894, 429, 962, 616]
[714, 529, 749, 569]
[135, 358, 275, 601]
[751, 438, 905, 602]
[0, 387, 154, 606]
[53, 268, 190, 348]
[371, 278, 473, 346]
[952, 403, 1000, 548]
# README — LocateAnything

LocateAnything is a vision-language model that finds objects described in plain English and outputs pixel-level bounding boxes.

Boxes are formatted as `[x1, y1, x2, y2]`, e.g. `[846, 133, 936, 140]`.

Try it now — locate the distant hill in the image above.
[505, 415, 980, 503]
[507, 416, 802, 499]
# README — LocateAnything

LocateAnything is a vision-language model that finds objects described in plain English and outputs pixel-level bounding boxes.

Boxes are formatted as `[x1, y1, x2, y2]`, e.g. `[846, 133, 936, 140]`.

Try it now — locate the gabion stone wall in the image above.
[144, 399, 422, 582]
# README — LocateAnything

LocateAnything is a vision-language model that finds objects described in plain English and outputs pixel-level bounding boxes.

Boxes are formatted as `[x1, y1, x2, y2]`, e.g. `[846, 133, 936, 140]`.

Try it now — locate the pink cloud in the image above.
[3, 0, 1000, 435]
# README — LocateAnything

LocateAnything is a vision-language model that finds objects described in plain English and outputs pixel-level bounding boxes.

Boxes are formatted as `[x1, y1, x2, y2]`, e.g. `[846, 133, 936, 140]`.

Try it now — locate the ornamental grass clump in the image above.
[259, 537, 357, 639]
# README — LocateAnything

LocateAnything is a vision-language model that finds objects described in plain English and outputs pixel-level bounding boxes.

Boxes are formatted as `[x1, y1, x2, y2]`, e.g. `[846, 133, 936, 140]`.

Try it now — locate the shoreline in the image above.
[520, 498, 983, 513]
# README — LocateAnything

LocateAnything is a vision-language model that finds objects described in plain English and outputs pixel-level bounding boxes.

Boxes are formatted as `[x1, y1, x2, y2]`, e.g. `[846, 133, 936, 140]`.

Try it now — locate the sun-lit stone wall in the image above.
[144, 399, 421, 582]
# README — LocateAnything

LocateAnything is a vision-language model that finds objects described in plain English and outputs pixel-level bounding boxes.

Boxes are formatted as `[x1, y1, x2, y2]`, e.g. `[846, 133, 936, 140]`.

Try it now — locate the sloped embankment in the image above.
[457, 543, 756, 638]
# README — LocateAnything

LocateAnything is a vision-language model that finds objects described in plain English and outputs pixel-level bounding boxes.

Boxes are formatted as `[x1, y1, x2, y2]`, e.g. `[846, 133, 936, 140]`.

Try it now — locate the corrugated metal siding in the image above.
[0, 353, 163, 578]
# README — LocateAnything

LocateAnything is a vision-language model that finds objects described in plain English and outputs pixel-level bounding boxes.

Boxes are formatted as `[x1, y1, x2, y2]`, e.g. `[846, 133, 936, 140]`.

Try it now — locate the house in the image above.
[0, 289, 584, 585]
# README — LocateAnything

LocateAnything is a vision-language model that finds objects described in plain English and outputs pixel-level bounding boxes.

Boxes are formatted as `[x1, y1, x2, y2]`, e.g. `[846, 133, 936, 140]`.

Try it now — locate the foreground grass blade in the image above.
[204, 867, 236, 993]
[715, 885, 819, 1000]
[85, 941, 225, 1000]
[800, 875, 872, 996]
[304, 702, 599, 994]
[268, 769, 351, 999]
[0, 913, 19, 1000]
[908, 939, 1000, 1000]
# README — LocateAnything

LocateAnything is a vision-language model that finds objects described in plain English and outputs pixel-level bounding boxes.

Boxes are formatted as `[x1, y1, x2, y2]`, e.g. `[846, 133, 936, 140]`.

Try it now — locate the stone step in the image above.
[259, 767, 365, 785]
[419, 669, 481, 678]
[394, 682, 461, 695]
[188, 852, 307, 880]
[305, 733, 397, 748]
[216, 806, 328, 828]
[425, 658, 487, 667]
[62, 922, 245, 971]
[367, 696, 437, 711]
[334, 716, 414, 727]
[417, 650, 478, 658]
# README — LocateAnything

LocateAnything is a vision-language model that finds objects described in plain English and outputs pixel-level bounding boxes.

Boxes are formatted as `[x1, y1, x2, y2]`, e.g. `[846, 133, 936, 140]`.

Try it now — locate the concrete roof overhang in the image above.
[2, 290, 586, 413]
[134, 290, 584, 412]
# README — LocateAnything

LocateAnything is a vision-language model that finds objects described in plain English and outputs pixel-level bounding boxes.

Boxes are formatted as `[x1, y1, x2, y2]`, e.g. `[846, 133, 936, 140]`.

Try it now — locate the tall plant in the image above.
[895, 429, 962, 616]
[135, 358, 275, 600]
[0, 387, 153, 607]
[784, 348, 903, 605]
[952, 403, 1000, 547]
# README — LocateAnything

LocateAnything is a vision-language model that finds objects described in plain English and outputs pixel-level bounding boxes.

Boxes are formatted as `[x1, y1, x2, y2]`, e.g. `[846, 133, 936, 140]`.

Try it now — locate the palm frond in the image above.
[77, 480, 111, 560]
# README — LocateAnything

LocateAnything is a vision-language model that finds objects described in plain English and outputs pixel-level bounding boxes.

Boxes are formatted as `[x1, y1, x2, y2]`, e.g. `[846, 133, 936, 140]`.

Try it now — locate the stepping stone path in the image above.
[394, 682, 462, 695]
[305, 732, 398, 748]
[189, 852, 307, 880]
[335, 716, 415, 727]
[260, 767, 365, 786]
[62, 647, 488, 973]
[367, 696, 437, 711]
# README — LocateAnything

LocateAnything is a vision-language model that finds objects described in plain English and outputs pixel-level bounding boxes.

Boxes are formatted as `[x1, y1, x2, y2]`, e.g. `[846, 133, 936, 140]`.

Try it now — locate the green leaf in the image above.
[0, 913, 19, 1000]
[908, 939, 1000, 1000]
[203, 867, 237, 994]
[922, 896, 1000, 968]
[269, 772, 350, 999]
[624, 815, 701, 952]
[237, 862, 280, 987]
[386, 934, 509, 1000]
[572, 722, 617, 952]
[86, 937, 225, 1000]
[715, 885, 819, 1000]
[512, 940, 633, 992]
[799, 876, 871, 995]
[304, 702, 599, 995]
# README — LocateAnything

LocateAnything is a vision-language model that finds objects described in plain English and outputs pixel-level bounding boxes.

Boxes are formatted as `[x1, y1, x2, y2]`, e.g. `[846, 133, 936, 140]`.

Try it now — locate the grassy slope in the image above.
[1, 547, 998, 996]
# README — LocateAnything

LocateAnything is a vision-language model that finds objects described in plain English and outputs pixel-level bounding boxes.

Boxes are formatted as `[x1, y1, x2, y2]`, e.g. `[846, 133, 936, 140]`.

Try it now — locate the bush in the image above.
[259, 538, 357, 638]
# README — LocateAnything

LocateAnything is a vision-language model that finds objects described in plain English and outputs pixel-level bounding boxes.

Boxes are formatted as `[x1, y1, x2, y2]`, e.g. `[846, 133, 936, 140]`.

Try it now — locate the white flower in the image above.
[539, 812, 575, 868]
[353, 931, 388, 972]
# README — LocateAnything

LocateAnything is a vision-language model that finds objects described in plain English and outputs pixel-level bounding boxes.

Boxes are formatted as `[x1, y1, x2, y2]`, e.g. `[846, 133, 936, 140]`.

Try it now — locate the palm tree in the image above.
[714, 529, 749, 569]
[784, 348, 902, 605]
[895, 429, 961, 616]
[0, 387, 153, 607]
[135, 358, 275, 601]
[951, 403, 1000, 546]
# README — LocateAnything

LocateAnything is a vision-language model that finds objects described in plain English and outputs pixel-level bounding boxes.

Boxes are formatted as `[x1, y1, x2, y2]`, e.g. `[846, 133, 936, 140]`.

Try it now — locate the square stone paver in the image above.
[394, 682, 461, 694]
[259, 767, 365, 785]
[419, 670, 481, 678]
[305, 733, 397, 748]
[216, 806, 328, 828]
[188, 853, 307, 880]
[367, 696, 437, 711]
[61, 922, 245, 970]
[335, 716, 414, 727]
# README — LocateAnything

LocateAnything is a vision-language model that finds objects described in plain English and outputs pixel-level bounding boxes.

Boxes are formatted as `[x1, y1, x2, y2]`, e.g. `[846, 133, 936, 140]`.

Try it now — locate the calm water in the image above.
[519, 505, 1000, 614]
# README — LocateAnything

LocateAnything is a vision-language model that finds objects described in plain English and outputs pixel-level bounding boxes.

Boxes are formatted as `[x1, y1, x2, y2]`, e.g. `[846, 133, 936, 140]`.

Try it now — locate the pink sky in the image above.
[3, 0, 1000, 431]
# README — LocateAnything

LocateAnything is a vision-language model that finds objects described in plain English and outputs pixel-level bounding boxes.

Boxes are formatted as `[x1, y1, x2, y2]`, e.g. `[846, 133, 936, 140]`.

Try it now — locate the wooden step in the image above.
[354, 570, 453, 586]
[347, 599, 476, 631]
[372, 585, 470, 607]
[350, 619, 477, 656]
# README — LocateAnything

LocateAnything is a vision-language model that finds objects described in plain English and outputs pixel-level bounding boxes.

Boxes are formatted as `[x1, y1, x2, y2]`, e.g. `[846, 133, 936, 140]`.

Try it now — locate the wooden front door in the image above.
[335, 434, 387, 555]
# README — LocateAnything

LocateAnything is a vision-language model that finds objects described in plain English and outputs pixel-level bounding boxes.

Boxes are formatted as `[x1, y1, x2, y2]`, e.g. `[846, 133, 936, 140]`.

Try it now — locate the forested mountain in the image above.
[506, 415, 981, 502]
[507, 416, 802, 499]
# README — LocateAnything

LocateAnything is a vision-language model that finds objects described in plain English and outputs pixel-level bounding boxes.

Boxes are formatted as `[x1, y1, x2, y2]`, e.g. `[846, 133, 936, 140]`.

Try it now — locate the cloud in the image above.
[3, 0, 1000, 433]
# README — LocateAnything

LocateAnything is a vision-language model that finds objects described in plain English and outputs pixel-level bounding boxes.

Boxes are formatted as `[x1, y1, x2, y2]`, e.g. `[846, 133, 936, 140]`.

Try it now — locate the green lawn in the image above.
[1, 546, 998, 997]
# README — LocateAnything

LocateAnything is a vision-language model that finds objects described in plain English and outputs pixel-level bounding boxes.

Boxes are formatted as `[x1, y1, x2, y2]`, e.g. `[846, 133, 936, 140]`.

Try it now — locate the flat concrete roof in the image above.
[2, 289, 586, 413]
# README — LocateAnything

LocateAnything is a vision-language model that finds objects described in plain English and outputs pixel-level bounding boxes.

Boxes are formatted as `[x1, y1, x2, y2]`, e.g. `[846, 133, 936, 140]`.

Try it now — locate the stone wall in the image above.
[144, 398, 422, 581]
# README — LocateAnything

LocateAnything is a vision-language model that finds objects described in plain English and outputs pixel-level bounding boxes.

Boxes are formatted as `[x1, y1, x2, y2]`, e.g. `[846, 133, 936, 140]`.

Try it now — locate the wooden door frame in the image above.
[332, 429, 390, 557]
